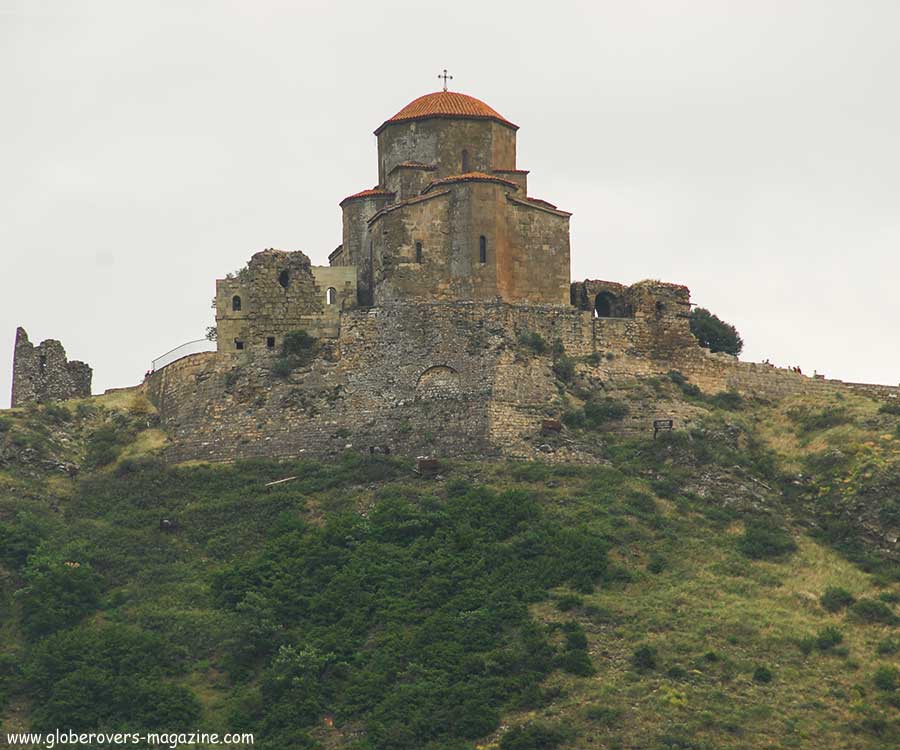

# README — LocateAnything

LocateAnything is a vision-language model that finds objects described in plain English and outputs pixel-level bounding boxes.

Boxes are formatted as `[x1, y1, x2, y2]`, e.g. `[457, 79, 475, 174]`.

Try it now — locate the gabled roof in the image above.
[375, 91, 517, 135]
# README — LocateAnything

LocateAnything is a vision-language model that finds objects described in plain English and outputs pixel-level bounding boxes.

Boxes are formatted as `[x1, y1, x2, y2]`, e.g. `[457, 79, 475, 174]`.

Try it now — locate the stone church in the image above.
[214, 89, 572, 355]
[12, 86, 898, 466]
[332, 90, 571, 307]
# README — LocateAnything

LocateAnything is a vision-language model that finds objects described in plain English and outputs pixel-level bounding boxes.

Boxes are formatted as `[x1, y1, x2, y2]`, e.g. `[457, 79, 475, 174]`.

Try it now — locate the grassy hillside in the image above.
[0, 379, 898, 749]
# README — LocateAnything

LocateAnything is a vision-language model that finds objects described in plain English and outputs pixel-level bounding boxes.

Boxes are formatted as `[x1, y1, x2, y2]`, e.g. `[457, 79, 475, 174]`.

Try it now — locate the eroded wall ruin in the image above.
[11, 327, 92, 407]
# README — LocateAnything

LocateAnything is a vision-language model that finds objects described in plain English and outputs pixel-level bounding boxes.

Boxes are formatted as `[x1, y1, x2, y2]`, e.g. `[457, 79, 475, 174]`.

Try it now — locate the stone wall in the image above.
[215, 249, 356, 355]
[375, 118, 517, 184]
[10, 327, 92, 407]
[147, 295, 900, 465]
[370, 180, 570, 306]
[340, 192, 393, 306]
[385, 163, 437, 201]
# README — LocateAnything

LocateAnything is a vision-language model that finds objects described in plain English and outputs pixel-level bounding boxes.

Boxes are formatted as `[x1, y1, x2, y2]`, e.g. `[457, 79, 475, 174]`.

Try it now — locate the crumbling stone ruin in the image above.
[8, 88, 899, 459]
[11, 327, 92, 407]
[215, 249, 356, 354]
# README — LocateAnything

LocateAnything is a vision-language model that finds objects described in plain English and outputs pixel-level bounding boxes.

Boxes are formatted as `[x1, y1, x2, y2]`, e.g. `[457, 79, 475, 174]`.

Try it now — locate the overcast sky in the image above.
[2, 0, 899, 407]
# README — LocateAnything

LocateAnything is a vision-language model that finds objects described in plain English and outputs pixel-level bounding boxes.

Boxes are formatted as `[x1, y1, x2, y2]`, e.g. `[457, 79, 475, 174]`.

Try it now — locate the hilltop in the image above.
[1, 377, 899, 750]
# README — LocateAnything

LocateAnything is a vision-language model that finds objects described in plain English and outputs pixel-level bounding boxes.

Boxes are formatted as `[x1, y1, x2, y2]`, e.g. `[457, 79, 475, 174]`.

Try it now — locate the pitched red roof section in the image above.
[340, 187, 395, 207]
[375, 91, 517, 135]
[423, 172, 519, 194]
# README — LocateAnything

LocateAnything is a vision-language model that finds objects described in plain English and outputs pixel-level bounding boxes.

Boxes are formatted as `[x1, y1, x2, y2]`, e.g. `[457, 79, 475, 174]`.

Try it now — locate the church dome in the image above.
[374, 91, 517, 135]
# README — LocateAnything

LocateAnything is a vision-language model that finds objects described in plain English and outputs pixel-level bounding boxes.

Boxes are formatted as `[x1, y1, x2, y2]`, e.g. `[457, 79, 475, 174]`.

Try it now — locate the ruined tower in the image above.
[10, 327, 92, 407]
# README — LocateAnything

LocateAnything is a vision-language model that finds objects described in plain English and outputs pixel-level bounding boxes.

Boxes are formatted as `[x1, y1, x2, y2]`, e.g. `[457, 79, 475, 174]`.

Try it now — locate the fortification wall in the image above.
[145, 299, 899, 464]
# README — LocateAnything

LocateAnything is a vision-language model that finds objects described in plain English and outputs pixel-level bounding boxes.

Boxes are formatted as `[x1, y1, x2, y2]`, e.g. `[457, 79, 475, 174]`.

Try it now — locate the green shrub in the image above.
[752, 665, 773, 684]
[84, 424, 130, 469]
[849, 599, 899, 625]
[787, 405, 850, 435]
[556, 648, 595, 676]
[874, 666, 899, 692]
[689, 308, 743, 355]
[876, 638, 899, 655]
[708, 391, 743, 410]
[518, 332, 547, 355]
[878, 591, 900, 604]
[585, 399, 628, 423]
[878, 401, 900, 416]
[798, 636, 816, 655]
[0, 416, 11, 432]
[271, 357, 294, 379]
[270, 330, 320, 375]
[821, 586, 856, 612]
[0, 514, 45, 569]
[585, 705, 622, 725]
[737, 520, 797, 560]
[43, 403, 72, 423]
[25, 622, 199, 731]
[282, 330, 316, 357]
[552, 356, 576, 382]
[211, 483, 608, 748]
[667, 370, 701, 398]
[555, 594, 583, 612]
[554, 622, 593, 676]
[816, 626, 844, 651]
[562, 399, 629, 431]
[632, 644, 658, 671]
[648, 554, 667, 574]
[500, 722, 567, 750]
[20, 557, 103, 639]
[562, 621, 588, 651]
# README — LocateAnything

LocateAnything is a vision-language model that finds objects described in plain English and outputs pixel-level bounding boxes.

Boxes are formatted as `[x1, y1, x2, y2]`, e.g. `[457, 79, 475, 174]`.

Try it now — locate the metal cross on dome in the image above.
[438, 69, 453, 91]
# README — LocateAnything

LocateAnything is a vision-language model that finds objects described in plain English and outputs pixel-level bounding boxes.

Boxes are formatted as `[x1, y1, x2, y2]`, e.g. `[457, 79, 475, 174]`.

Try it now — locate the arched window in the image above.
[479, 235, 487, 263]
[415, 242, 423, 263]
[326, 287, 337, 305]
[278, 270, 289, 289]
[462, 149, 470, 172]
[231, 295, 242, 312]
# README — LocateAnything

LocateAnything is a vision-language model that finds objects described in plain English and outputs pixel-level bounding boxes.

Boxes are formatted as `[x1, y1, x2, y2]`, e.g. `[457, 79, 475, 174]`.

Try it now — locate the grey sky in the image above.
[3, 0, 898, 407]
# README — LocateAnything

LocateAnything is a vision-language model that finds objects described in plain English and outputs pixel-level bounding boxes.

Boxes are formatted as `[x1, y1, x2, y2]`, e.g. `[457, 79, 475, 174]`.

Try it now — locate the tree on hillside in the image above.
[690, 307, 743, 356]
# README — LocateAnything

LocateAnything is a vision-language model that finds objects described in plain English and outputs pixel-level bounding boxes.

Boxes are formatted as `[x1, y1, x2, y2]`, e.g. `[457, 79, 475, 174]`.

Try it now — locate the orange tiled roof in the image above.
[423, 172, 519, 193]
[375, 91, 517, 134]
[340, 187, 395, 206]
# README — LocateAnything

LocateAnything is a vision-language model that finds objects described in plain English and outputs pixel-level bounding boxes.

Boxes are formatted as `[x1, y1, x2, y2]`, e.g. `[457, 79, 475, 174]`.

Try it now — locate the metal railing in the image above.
[151, 338, 216, 372]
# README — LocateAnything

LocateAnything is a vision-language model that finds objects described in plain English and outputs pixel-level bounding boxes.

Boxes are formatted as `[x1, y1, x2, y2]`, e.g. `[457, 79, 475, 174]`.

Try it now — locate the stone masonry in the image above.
[145, 294, 900, 464]
[10, 88, 899, 460]
[11, 327, 92, 407]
